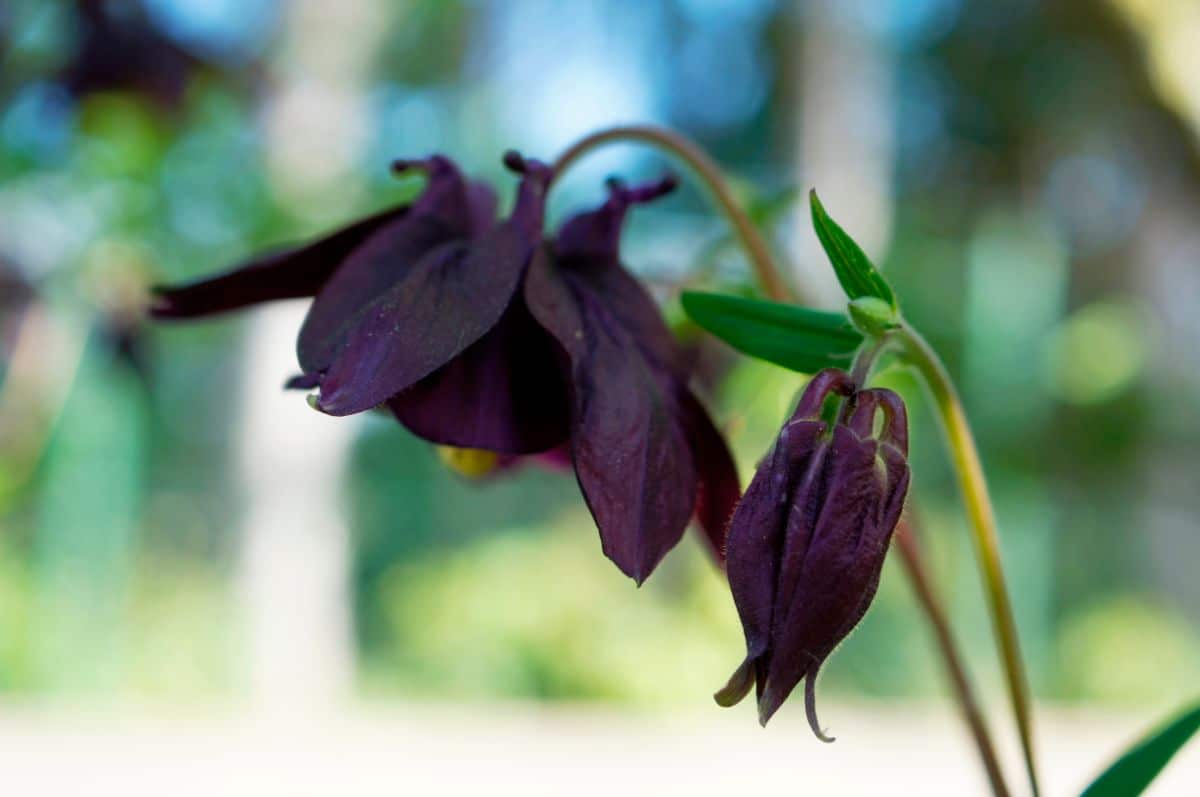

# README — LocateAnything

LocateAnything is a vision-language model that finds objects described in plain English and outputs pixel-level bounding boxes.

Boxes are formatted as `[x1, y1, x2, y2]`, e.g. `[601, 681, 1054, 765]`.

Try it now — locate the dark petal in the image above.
[525, 248, 695, 584]
[876, 441, 911, 534]
[465, 181, 499, 237]
[760, 426, 881, 726]
[788, 368, 856, 422]
[553, 177, 686, 378]
[680, 391, 741, 562]
[766, 426, 909, 733]
[869, 387, 909, 455]
[300, 167, 549, 416]
[388, 299, 570, 455]
[554, 175, 676, 260]
[724, 419, 826, 671]
[150, 205, 408, 319]
[298, 157, 497, 375]
[392, 155, 500, 238]
[487, 442, 574, 477]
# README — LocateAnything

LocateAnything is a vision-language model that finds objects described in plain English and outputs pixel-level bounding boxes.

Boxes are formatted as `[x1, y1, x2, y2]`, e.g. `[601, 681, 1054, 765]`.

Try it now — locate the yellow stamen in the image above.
[435, 446, 499, 479]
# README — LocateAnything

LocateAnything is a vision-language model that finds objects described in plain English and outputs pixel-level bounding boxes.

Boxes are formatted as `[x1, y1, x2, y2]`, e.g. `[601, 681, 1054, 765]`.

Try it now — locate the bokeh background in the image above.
[1, 0, 1198, 793]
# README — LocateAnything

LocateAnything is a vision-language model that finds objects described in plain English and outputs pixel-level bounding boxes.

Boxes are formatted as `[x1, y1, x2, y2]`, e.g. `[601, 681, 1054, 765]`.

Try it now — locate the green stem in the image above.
[895, 518, 1012, 797]
[848, 333, 892, 388]
[897, 322, 1041, 797]
[550, 125, 796, 304]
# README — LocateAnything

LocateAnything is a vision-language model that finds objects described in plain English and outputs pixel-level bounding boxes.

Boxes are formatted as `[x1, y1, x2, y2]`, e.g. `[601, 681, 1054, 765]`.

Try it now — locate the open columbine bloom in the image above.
[152, 153, 738, 583]
[715, 368, 910, 739]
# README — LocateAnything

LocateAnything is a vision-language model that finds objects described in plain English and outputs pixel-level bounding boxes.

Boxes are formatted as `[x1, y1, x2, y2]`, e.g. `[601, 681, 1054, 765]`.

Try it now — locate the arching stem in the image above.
[551, 125, 795, 304]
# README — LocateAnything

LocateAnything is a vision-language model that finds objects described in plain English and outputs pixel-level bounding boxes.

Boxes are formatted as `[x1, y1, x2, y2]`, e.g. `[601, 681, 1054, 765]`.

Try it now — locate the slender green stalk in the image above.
[895, 518, 1012, 797]
[897, 322, 1040, 797]
[848, 333, 893, 388]
[550, 125, 795, 304]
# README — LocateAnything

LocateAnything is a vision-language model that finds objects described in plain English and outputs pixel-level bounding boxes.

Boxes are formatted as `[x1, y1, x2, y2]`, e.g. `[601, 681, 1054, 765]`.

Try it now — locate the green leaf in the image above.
[1081, 699, 1200, 797]
[681, 291, 863, 374]
[809, 190, 896, 307]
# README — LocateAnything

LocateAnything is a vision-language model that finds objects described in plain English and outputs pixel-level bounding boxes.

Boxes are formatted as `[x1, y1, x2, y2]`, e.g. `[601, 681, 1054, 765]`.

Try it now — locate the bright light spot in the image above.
[1043, 300, 1150, 405]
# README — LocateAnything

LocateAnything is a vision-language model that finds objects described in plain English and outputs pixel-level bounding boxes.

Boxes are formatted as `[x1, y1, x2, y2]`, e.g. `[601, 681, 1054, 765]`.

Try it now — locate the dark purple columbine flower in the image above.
[152, 152, 739, 583]
[715, 368, 910, 739]
[153, 152, 560, 449]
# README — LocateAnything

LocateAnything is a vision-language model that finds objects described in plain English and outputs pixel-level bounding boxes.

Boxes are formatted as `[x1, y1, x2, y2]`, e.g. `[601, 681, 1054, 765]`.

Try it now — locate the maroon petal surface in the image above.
[680, 390, 741, 562]
[723, 420, 825, 675]
[388, 299, 570, 455]
[525, 247, 695, 584]
[759, 425, 881, 727]
[151, 205, 409, 318]
[299, 158, 548, 416]
[757, 388, 911, 733]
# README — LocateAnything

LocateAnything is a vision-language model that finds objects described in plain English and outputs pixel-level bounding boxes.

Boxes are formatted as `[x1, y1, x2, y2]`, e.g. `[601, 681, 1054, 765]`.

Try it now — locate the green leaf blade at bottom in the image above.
[1081, 699, 1200, 797]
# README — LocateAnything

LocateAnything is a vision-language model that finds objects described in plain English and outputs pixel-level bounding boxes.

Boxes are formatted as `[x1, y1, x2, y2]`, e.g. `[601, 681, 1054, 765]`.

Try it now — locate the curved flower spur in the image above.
[715, 368, 910, 740]
[151, 152, 739, 584]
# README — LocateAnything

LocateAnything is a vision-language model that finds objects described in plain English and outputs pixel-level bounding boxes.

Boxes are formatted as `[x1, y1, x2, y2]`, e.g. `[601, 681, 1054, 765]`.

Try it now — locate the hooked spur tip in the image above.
[304, 393, 326, 413]
[284, 372, 321, 391]
[390, 157, 425, 175]
[604, 173, 678, 206]
[502, 149, 527, 173]
[805, 671, 836, 743]
[504, 150, 555, 188]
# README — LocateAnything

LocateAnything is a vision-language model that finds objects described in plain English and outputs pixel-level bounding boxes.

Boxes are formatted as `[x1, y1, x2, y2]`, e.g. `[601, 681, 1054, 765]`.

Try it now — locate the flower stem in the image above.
[894, 518, 1012, 797]
[897, 322, 1040, 797]
[550, 126, 795, 303]
[848, 333, 892, 388]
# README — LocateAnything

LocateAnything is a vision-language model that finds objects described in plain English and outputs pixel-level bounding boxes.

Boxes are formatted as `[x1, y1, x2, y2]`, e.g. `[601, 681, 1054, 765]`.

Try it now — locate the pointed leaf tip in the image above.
[809, 189, 896, 308]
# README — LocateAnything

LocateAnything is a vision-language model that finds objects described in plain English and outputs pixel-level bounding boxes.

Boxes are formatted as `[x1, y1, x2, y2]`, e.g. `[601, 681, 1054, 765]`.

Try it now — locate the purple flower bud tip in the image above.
[391, 155, 456, 178]
[719, 368, 910, 739]
[605, 174, 678, 207]
[284, 372, 321, 391]
[390, 158, 422, 175]
[502, 149, 527, 173]
[503, 150, 555, 189]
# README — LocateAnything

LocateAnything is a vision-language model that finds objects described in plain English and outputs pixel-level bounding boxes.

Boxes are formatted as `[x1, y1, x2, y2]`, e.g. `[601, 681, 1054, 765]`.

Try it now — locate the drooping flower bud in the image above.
[716, 369, 910, 739]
